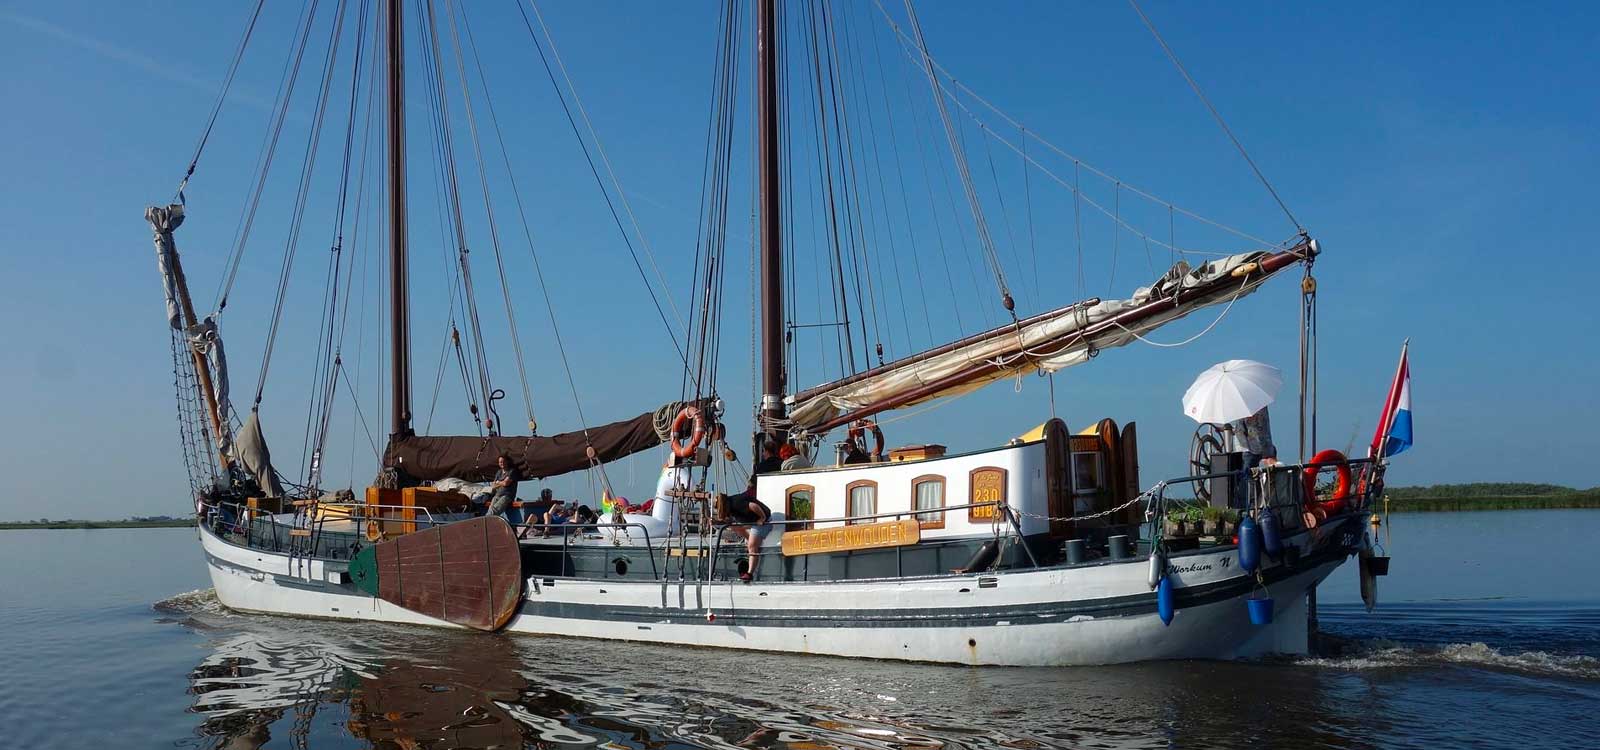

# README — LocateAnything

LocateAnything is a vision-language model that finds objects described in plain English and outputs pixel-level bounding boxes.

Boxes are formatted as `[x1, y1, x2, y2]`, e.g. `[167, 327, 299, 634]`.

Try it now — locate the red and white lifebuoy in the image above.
[1301, 449, 1352, 526]
[669, 405, 707, 458]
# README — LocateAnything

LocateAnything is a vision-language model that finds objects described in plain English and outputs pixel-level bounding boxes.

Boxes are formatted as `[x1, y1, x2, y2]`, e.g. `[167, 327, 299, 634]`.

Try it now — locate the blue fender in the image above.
[1239, 515, 1261, 573]
[1157, 576, 1175, 626]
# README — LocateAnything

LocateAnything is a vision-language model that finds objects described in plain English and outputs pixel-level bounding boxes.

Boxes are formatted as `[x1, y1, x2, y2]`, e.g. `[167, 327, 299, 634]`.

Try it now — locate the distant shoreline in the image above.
[1386, 496, 1600, 513]
[0, 519, 195, 530]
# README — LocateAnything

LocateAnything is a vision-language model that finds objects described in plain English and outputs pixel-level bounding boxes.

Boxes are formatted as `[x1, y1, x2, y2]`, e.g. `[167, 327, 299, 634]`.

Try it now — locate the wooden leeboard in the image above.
[356, 516, 522, 631]
[781, 518, 920, 557]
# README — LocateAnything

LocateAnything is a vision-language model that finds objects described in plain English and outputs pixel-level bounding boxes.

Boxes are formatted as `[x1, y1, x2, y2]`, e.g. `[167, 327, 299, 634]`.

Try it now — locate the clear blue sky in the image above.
[1, 1, 1595, 521]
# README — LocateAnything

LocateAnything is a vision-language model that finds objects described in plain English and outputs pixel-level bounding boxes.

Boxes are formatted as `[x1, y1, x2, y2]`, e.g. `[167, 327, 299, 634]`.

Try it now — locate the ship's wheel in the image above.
[1189, 423, 1228, 503]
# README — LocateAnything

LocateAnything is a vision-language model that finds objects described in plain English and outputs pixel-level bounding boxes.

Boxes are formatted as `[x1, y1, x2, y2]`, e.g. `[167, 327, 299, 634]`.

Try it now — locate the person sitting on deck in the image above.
[722, 480, 773, 582]
[779, 443, 812, 471]
[488, 454, 519, 517]
[471, 455, 520, 517]
[752, 440, 783, 475]
[515, 488, 558, 538]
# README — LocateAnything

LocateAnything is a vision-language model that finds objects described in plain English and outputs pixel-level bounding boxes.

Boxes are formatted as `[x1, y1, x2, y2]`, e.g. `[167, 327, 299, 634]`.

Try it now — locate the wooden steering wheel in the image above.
[1189, 423, 1228, 503]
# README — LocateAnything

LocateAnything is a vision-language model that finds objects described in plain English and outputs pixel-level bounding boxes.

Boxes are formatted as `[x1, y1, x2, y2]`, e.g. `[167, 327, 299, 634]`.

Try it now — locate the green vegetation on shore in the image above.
[0, 517, 194, 530]
[1385, 484, 1600, 512]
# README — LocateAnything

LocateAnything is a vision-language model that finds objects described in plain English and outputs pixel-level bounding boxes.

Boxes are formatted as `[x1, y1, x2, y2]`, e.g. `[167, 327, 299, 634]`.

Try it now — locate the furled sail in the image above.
[233, 410, 286, 498]
[788, 244, 1311, 434]
[383, 403, 699, 483]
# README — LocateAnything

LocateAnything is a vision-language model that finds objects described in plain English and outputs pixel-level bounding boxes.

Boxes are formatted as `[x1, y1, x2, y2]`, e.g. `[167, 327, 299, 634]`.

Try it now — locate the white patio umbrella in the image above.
[1182, 359, 1282, 424]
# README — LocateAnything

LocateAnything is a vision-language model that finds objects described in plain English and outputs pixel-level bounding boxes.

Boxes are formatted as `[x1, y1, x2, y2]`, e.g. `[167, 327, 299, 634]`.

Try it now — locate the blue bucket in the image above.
[1247, 596, 1274, 626]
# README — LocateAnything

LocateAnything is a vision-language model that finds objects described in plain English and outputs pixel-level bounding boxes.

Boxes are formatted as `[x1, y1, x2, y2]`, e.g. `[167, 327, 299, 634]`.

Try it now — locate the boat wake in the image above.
[153, 588, 227, 617]
[1300, 638, 1600, 680]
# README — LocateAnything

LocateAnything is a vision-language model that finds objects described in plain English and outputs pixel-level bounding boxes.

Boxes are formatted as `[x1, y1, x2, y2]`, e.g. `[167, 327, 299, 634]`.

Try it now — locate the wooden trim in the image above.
[844, 479, 878, 525]
[967, 466, 1007, 524]
[785, 484, 815, 531]
[911, 474, 946, 529]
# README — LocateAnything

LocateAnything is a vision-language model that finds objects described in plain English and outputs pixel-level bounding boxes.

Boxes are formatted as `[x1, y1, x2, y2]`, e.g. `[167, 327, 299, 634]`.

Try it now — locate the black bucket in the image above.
[1368, 556, 1391, 576]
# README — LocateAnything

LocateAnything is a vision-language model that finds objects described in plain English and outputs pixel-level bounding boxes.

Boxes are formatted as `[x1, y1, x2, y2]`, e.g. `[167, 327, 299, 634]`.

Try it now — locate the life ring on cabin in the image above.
[1301, 449, 1352, 525]
[848, 419, 885, 458]
[669, 405, 707, 458]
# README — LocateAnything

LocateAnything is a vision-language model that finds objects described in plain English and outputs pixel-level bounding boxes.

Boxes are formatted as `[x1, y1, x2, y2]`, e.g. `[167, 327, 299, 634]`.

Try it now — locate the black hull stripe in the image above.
[515, 547, 1350, 629]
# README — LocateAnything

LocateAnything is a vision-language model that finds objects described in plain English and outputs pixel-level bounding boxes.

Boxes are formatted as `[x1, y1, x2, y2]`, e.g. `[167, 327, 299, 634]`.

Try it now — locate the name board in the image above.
[967, 467, 1008, 523]
[781, 518, 921, 557]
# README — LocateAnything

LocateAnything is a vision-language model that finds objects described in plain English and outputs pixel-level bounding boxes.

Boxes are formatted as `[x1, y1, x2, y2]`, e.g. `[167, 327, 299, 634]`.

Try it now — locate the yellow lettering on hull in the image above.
[781, 518, 921, 556]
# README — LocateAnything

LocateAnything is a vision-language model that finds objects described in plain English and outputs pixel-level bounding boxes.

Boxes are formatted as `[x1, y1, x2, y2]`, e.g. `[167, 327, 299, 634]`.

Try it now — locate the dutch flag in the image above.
[1371, 342, 1413, 458]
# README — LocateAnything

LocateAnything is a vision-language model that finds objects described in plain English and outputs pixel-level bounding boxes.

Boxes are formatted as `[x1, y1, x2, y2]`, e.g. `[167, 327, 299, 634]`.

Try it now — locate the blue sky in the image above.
[1, 1, 1596, 521]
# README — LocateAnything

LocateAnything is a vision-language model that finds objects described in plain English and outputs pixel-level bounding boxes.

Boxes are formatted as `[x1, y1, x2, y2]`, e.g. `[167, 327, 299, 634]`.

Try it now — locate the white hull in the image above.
[198, 518, 1354, 667]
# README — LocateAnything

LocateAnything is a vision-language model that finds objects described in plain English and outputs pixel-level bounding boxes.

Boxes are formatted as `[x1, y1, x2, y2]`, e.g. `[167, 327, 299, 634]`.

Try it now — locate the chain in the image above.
[1009, 487, 1158, 524]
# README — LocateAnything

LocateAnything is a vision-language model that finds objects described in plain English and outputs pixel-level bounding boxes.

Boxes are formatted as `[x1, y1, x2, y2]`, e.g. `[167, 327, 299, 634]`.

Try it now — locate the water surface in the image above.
[1, 510, 1596, 748]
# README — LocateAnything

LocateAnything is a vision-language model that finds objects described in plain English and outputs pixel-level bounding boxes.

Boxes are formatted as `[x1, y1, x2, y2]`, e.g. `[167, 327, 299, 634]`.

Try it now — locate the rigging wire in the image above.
[253, 0, 352, 409]
[175, 0, 269, 203]
[440, 0, 537, 433]
[902, 0, 1013, 316]
[870, 0, 1286, 250]
[512, 0, 692, 373]
[1126, 0, 1305, 234]
[213, 0, 325, 315]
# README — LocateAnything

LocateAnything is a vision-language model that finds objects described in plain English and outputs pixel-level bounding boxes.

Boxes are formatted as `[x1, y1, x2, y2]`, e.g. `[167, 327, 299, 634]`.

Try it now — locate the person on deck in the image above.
[485, 454, 519, 517]
[722, 483, 773, 582]
[517, 488, 558, 538]
[1230, 406, 1278, 469]
[779, 443, 812, 471]
[752, 441, 783, 475]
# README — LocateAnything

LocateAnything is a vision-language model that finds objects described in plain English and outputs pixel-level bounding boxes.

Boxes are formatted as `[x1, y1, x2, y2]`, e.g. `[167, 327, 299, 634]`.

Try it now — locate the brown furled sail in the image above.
[383, 404, 690, 482]
[348, 516, 522, 631]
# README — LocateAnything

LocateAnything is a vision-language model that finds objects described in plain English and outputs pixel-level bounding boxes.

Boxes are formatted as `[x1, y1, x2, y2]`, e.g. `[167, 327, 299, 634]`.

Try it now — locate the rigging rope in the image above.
[870, 0, 1286, 249]
[512, 0, 691, 373]
[175, 0, 268, 203]
[902, 0, 1013, 316]
[1126, 0, 1305, 234]
[253, 0, 352, 408]
[441, 0, 537, 432]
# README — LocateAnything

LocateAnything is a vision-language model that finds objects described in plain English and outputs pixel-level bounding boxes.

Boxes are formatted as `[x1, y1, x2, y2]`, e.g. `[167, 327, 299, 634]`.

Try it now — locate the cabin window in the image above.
[967, 467, 1008, 523]
[912, 475, 945, 529]
[846, 480, 877, 525]
[1072, 452, 1104, 495]
[786, 485, 814, 531]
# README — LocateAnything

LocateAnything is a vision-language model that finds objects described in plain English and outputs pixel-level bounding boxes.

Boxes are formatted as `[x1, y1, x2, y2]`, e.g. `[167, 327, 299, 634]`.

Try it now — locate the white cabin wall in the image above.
[754, 441, 1050, 538]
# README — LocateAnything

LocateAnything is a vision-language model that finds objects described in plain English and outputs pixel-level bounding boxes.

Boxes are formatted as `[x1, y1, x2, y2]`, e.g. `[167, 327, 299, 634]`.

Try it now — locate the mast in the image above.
[386, 0, 413, 438]
[147, 206, 231, 474]
[756, 0, 786, 446]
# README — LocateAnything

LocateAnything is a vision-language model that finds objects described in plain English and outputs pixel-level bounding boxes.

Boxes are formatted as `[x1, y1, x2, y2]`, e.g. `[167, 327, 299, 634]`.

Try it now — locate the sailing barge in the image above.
[150, 0, 1392, 665]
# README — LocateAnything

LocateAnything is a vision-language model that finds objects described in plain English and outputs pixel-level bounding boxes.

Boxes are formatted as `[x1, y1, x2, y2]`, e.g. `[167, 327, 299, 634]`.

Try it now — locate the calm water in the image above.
[2, 510, 1597, 749]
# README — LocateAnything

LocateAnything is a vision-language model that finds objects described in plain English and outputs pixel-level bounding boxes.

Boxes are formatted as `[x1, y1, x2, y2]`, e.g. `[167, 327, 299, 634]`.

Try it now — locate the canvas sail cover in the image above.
[147, 204, 185, 330]
[233, 410, 286, 498]
[787, 250, 1299, 433]
[384, 403, 698, 483]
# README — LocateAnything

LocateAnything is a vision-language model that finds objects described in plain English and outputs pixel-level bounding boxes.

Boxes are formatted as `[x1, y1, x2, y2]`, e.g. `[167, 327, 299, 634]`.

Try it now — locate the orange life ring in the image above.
[1299, 444, 1350, 502]
[848, 419, 885, 458]
[669, 406, 707, 458]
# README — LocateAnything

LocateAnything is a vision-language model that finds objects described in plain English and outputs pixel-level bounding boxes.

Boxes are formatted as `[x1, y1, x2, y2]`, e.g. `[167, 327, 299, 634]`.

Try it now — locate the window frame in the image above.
[1071, 451, 1105, 496]
[911, 474, 946, 529]
[967, 466, 1008, 523]
[785, 484, 815, 531]
[844, 479, 878, 525]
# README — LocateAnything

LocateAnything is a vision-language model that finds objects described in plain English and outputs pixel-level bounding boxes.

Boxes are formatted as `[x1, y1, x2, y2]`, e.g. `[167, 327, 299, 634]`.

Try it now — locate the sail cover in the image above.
[233, 410, 286, 498]
[384, 403, 696, 483]
[787, 250, 1302, 433]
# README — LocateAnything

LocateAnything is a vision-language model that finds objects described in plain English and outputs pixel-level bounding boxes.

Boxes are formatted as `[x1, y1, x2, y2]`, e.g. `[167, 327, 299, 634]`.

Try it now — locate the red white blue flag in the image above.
[1371, 341, 1413, 458]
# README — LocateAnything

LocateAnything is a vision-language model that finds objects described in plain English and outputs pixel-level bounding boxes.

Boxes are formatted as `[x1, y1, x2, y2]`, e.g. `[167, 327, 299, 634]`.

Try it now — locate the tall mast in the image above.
[756, 0, 786, 445]
[386, 0, 413, 438]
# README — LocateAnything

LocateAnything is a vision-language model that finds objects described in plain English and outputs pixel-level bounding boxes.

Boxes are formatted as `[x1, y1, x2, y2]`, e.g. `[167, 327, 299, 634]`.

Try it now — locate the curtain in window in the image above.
[914, 480, 944, 523]
[849, 485, 876, 521]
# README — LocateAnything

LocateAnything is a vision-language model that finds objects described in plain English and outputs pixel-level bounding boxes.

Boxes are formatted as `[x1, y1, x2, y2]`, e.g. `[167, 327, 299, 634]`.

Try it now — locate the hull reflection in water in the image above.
[172, 591, 1429, 750]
